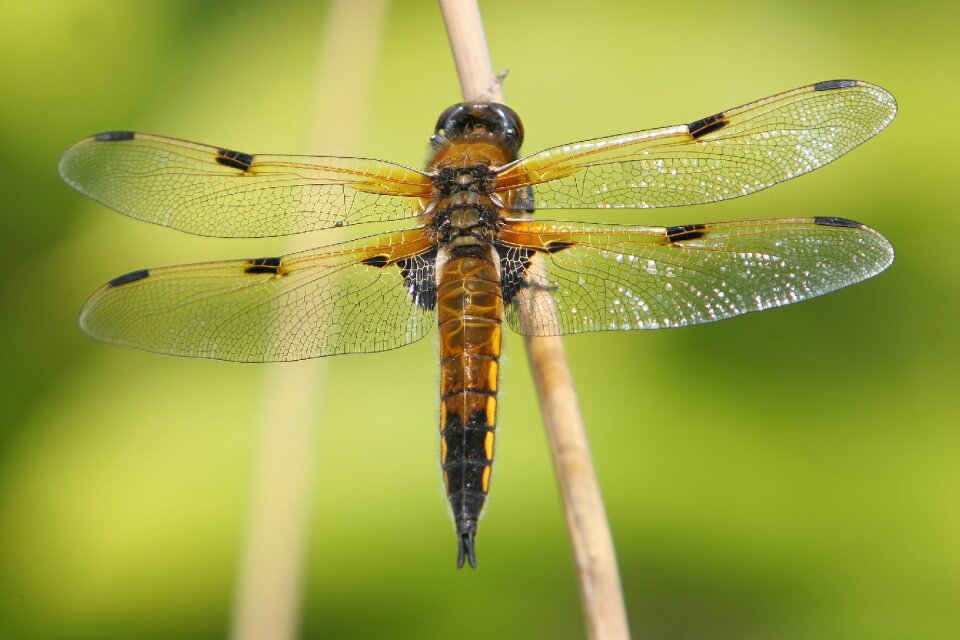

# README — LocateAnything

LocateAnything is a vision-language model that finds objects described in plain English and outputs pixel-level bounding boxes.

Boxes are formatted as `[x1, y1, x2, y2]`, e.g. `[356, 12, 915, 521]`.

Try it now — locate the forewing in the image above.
[494, 80, 896, 210]
[79, 229, 437, 361]
[59, 132, 434, 237]
[498, 217, 893, 335]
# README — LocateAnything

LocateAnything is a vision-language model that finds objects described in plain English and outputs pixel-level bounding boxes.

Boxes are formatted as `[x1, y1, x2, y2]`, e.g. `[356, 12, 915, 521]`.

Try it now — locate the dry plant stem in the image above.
[229, 2, 388, 639]
[438, 2, 630, 638]
[438, 0, 501, 102]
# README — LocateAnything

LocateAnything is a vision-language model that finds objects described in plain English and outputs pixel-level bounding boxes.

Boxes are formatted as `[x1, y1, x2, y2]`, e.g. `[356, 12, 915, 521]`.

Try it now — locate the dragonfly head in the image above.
[431, 102, 524, 155]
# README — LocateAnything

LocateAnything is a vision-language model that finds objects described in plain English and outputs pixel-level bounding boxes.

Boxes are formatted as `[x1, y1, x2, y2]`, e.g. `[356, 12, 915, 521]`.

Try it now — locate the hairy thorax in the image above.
[429, 163, 501, 249]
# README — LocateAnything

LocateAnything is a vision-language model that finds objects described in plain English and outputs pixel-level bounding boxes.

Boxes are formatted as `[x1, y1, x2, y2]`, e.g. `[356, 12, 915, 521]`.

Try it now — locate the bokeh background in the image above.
[1, 1, 958, 638]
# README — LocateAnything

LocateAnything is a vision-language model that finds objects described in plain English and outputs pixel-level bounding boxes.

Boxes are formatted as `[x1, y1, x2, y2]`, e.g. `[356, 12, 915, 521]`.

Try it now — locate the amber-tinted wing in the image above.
[494, 80, 896, 210]
[59, 132, 434, 237]
[79, 229, 437, 361]
[498, 217, 892, 335]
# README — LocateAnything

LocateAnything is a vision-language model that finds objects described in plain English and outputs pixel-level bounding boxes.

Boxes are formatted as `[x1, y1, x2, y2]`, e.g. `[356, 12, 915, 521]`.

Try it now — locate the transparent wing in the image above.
[498, 217, 893, 335]
[494, 80, 896, 210]
[59, 132, 434, 237]
[79, 229, 437, 361]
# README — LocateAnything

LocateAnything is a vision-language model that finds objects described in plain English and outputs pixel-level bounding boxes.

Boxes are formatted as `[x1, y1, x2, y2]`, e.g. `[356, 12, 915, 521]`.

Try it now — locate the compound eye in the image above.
[490, 103, 523, 147]
[434, 104, 466, 135]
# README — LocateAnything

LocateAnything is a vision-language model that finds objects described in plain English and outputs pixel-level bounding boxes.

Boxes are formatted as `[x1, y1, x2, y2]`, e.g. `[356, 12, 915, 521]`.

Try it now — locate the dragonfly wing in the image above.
[59, 132, 434, 237]
[498, 217, 893, 335]
[495, 80, 896, 210]
[79, 229, 438, 361]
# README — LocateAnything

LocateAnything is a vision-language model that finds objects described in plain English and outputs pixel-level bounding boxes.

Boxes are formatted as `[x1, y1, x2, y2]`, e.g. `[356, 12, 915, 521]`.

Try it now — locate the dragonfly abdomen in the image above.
[437, 247, 502, 568]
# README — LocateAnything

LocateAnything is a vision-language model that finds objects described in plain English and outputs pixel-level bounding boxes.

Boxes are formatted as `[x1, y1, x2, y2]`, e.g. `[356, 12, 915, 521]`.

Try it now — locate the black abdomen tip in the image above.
[814, 79, 857, 91]
[95, 131, 135, 142]
[814, 216, 861, 229]
[108, 269, 149, 287]
[456, 521, 478, 569]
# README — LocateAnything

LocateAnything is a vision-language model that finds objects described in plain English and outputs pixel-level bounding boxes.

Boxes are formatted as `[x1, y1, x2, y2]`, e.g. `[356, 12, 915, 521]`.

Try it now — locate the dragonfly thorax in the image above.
[431, 196, 499, 246]
[431, 164, 500, 245]
[432, 164, 496, 197]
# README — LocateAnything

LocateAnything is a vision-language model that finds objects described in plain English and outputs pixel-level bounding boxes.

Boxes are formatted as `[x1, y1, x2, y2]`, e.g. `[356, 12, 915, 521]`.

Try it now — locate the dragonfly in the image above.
[59, 79, 896, 568]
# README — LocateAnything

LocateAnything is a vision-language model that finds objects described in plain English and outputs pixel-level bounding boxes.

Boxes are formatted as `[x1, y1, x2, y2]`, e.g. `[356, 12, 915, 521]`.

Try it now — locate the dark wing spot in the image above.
[244, 256, 282, 274]
[216, 148, 253, 171]
[497, 244, 533, 305]
[397, 248, 437, 310]
[688, 112, 727, 139]
[545, 241, 574, 254]
[814, 216, 862, 229]
[95, 131, 135, 142]
[108, 269, 149, 287]
[360, 254, 390, 268]
[814, 79, 857, 91]
[666, 223, 707, 242]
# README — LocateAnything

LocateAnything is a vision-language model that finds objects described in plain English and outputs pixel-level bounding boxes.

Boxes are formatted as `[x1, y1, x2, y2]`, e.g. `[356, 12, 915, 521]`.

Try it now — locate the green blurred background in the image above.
[1, 0, 958, 638]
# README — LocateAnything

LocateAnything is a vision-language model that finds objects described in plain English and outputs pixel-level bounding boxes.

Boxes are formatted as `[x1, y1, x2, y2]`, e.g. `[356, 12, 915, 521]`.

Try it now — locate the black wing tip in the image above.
[688, 112, 728, 139]
[813, 79, 858, 91]
[814, 216, 863, 229]
[94, 131, 136, 142]
[107, 268, 150, 287]
[456, 524, 478, 569]
[216, 148, 254, 171]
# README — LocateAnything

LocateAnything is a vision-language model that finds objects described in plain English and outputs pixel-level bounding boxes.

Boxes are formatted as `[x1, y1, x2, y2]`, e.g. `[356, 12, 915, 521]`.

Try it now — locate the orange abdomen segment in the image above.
[437, 248, 503, 568]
